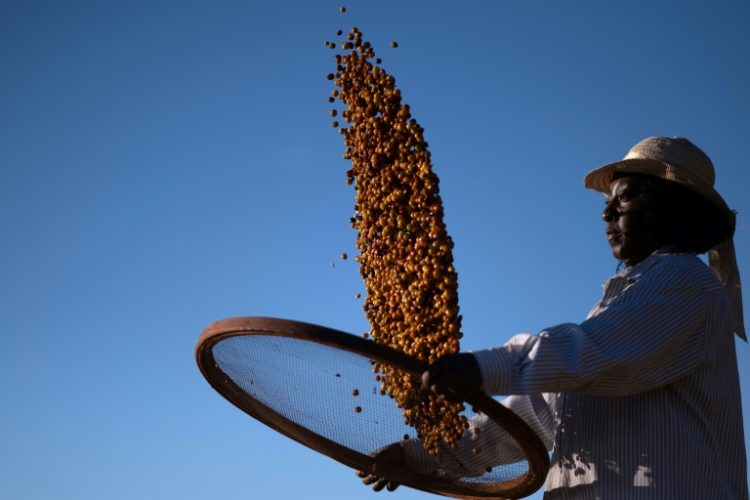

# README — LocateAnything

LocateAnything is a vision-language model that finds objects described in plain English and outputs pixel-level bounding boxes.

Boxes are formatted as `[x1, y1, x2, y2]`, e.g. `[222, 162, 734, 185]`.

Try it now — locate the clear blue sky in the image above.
[1, 1, 748, 499]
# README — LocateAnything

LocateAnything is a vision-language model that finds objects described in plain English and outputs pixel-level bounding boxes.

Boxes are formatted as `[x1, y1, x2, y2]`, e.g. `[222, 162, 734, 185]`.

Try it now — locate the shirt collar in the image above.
[617, 247, 677, 281]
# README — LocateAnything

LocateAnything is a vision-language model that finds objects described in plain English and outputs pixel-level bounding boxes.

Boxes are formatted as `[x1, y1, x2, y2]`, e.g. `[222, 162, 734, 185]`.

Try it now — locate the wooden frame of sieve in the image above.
[196, 316, 549, 499]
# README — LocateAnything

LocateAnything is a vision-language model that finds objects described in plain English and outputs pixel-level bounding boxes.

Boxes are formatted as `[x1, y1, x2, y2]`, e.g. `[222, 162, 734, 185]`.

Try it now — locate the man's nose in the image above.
[602, 201, 618, 222]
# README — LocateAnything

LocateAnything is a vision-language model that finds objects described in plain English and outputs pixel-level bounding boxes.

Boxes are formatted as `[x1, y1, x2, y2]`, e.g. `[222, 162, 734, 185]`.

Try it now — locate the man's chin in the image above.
[609, 244, 626, 262]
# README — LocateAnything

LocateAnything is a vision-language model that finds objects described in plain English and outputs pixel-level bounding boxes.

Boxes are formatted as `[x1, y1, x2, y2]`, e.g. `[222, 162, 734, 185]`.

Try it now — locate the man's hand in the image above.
[422, 353, 482, 403]
[356, 442, 405, 492]
[357, 471, 400, 492]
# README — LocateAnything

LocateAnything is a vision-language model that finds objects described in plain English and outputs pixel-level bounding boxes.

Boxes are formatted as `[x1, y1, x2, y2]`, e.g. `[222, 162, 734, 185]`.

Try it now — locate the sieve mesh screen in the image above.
[198, 318, 548, 498]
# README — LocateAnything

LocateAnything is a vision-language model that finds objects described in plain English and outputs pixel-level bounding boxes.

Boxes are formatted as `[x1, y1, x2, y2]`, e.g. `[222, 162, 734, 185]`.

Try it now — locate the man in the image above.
[361, 136, 748, 498]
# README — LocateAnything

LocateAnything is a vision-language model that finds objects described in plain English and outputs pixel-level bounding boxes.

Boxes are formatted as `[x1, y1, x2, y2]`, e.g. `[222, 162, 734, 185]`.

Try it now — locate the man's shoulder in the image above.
[647, 252, 723, 292]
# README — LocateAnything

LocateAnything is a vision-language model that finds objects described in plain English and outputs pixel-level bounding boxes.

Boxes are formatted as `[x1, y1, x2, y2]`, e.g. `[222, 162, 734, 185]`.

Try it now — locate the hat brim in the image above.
[584, 157, 733, 217]
[584, 158, 675, 193]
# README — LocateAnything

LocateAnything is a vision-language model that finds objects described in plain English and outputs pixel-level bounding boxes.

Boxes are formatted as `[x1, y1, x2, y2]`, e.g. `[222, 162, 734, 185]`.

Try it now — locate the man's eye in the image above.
[618, 194, 632, 203]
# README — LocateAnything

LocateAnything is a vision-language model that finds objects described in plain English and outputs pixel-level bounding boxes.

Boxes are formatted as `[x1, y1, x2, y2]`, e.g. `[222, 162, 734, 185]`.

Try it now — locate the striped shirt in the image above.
[472, 249, 748, 499]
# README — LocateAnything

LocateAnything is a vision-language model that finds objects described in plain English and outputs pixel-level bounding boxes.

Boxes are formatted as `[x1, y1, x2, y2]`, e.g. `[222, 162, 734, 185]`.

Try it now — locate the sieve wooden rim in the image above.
[196, 316, 549, 499]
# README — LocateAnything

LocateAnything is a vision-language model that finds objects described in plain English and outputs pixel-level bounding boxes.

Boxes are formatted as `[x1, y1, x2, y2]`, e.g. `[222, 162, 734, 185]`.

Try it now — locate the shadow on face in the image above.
[602, 173, 733, 266]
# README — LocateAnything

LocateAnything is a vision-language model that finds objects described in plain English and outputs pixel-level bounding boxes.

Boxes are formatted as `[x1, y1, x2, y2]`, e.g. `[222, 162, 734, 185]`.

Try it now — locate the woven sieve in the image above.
[196, 316, 549, 499]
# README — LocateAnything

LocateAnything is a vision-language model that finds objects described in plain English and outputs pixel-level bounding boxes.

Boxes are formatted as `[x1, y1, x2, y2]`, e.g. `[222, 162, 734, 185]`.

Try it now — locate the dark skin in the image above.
[602, 176, 667, 267]
[360, 175, 665, 491]
[356, 444, 404, 492]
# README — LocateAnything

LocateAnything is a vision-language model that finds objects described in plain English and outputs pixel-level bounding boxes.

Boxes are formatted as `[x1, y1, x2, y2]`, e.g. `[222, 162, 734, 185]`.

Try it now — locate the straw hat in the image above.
[584, 136, 733, 226]
[584, 136, 745, 340]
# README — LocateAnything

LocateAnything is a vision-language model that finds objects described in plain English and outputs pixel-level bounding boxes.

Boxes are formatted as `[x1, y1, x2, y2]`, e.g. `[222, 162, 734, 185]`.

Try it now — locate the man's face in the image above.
[603, 176, 663, 267]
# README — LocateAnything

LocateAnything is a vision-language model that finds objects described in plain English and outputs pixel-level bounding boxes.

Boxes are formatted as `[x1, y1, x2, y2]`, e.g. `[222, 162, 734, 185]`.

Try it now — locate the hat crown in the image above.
[623, 136, 716, 187]
[584, 135, 731, 217]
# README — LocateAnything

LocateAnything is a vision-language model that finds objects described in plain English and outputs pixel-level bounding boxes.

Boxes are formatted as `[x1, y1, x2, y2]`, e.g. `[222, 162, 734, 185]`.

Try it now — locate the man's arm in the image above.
[400, 393, 556, 477]
[475, 259, 711, 396]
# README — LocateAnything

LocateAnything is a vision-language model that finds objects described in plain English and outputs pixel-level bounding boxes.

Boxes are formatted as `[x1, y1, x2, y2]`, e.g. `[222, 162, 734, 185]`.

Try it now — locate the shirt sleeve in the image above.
[473, 259, 709, 397]
[401, 393, 557, 477]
